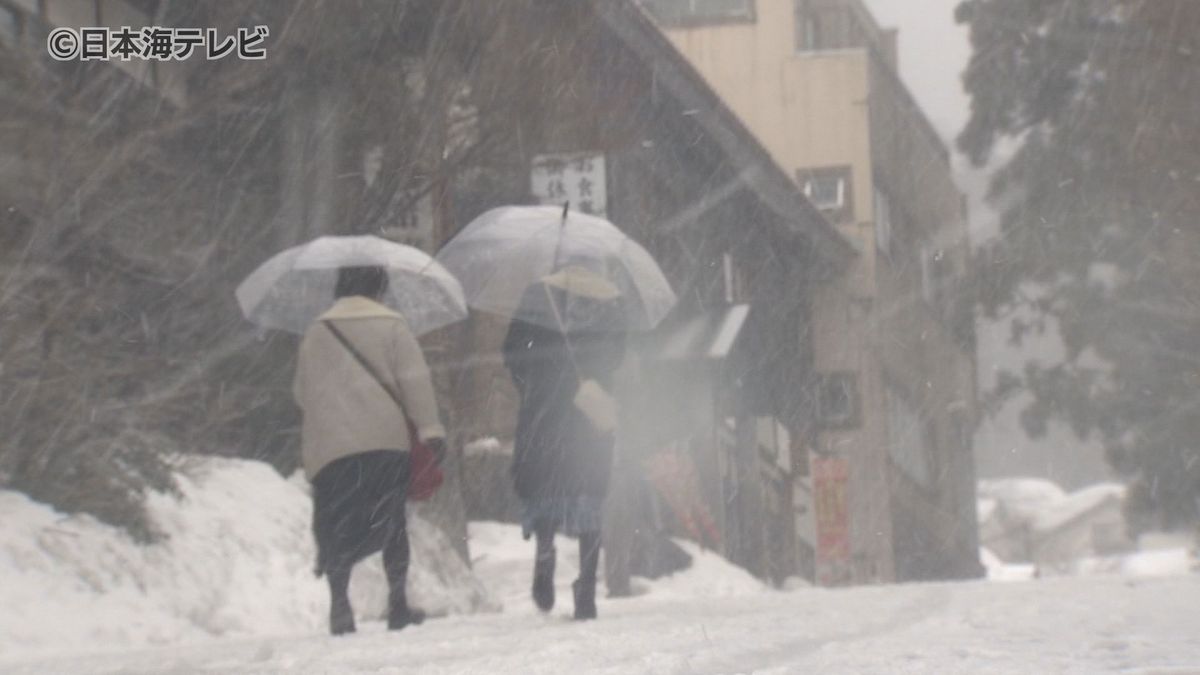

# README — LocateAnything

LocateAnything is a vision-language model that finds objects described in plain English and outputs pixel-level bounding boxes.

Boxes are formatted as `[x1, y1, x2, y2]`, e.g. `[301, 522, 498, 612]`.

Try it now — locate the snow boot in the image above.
[328, 569, 356, 635]
[330, 601, 356, 635]
[387, 606, 426, 631]
[572, 578, 597, 620]
[387, 587, 426, 631]
[532, 547, 556, 612]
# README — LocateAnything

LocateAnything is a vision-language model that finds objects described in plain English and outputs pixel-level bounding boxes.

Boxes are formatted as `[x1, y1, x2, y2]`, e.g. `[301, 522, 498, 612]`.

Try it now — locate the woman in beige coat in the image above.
[293, 266, 446, 635]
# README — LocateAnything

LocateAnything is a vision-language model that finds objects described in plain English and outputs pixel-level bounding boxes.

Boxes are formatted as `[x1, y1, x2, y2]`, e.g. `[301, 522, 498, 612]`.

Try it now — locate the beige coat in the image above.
[293, 296, 445, 480]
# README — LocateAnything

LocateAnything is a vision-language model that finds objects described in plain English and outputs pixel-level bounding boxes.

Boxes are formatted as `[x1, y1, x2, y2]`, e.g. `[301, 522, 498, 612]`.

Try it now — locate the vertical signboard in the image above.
[530, 152, 607, 217]
[812, 454, 851, 585]
[381, 190, 435, 252]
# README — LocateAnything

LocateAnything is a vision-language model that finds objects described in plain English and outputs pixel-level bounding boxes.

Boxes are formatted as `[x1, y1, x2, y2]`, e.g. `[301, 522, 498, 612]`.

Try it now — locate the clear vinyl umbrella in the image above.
[236, 235, 467, 335]
[435, 205, 676, 332]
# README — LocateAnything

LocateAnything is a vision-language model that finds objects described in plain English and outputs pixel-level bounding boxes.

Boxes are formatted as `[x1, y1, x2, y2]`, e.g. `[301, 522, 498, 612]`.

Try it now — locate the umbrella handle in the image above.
[551, 200, 570, 273]
[543, 282, 582, 381]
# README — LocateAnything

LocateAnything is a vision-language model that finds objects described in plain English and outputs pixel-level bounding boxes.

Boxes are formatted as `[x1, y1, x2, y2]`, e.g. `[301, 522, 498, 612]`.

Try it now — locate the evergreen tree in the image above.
[958, 0, 1200, 528]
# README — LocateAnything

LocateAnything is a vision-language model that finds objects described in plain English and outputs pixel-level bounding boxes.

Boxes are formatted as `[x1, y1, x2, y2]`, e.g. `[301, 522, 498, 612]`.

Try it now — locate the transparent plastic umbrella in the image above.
[236, 235, 467, 335]
[436, 205, 676, 332]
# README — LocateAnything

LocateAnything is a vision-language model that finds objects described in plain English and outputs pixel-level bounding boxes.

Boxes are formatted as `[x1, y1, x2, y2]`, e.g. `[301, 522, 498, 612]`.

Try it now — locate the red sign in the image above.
[812, 456, 851, 584]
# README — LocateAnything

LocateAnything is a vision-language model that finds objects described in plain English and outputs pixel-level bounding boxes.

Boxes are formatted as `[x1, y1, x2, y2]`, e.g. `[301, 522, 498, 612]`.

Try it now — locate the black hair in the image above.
[334, 266, 389, 300]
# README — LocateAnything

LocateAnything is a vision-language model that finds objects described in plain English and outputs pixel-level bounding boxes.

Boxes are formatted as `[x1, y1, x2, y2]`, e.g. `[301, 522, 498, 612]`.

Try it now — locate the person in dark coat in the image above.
[293, 266, 447, 635]
[502, 267, 627, 620]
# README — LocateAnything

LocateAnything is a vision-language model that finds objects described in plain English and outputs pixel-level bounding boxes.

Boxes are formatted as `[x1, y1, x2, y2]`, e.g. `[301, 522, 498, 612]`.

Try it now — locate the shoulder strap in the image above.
[323, 320, 403, 411]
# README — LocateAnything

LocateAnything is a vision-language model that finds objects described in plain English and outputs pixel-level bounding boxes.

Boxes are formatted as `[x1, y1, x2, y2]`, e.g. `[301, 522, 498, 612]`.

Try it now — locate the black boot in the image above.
[387, 582, 427, 631]
[572, 578, 597, 620]
[574, 531, 600, 620]
[383, 512, 424, 631]
[328, 569, 356, 635]
[387, 603, 427, 631]
[330, 602, 356, 635]
[532, 547, 557, 612]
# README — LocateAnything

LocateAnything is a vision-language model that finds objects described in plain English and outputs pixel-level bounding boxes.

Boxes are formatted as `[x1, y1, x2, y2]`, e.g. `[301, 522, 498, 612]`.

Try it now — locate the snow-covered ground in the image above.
[2, 458, 1199, 674]
[0, 457, 494, 662]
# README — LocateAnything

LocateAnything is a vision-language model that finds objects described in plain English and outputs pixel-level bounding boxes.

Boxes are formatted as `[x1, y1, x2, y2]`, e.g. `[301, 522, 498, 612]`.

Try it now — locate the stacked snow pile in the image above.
[0, 456, 495, 658]
[978, 478, 1132, 575]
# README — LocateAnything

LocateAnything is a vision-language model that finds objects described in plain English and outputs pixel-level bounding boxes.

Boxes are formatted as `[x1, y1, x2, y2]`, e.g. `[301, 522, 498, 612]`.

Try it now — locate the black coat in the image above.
[503, 284, 626, 500]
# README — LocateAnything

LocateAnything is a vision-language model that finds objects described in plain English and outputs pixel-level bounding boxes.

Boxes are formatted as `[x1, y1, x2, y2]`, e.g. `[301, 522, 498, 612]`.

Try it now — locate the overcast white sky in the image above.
[861, 0, 971, 143]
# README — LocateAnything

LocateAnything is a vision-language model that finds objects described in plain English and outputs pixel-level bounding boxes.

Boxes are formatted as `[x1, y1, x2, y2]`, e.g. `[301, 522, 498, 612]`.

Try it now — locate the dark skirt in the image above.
[311, 449, 409, 577]
[520, 495, 606, 540]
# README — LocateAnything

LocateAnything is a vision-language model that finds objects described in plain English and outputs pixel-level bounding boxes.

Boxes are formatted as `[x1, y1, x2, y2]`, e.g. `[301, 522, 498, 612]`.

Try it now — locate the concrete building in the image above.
[643, 0, 981, 582]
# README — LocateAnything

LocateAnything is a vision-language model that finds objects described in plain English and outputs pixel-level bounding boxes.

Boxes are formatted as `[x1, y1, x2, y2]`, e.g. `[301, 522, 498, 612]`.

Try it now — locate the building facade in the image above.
[644, 0, 982, 582]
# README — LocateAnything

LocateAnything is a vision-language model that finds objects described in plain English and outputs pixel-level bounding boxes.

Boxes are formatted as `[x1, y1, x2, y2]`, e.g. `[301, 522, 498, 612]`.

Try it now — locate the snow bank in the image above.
[979, 547, 1036, 582]
[638, 537, 766, 599]
[467, 521, 765, 614]
[0, 456, 494, 659]
[982, 544, 1196, 582]
[0, 460, 764, 661]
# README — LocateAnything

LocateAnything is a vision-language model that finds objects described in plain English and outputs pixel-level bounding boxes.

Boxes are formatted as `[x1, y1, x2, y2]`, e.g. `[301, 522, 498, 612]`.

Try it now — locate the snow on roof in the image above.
[978, 478, 1127, 534]
[978, 478, 1068, 521]
[1031, 483, 1126, 534]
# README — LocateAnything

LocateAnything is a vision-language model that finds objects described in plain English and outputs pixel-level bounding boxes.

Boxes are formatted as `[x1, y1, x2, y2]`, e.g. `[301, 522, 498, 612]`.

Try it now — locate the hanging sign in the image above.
[530, 152, 607, 217]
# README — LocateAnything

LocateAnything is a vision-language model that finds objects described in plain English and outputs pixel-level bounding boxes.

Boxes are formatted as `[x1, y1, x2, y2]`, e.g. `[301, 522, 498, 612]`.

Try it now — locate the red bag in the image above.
[406, 419, 444, 502]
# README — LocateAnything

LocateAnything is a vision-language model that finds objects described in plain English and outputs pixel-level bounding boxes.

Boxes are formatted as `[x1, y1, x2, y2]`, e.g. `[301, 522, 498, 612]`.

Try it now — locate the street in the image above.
[3, 555, 1197, 674]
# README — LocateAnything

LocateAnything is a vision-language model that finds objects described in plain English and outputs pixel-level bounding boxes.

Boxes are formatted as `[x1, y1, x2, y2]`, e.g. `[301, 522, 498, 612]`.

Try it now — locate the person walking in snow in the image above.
[502, 267, 627, 620]
[293, 265, 447, 635]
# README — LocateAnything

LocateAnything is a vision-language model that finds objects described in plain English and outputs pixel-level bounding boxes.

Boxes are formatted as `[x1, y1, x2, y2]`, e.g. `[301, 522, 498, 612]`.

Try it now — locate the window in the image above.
[798, 166, 853, 223]
[642, 0, 755, 26]
[816, 372, 860, 429]
[885, 383, 933, 487]
[873, 186, 893, 258]
[805, 175, 844, 209]
[794, 0, 865, 52]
